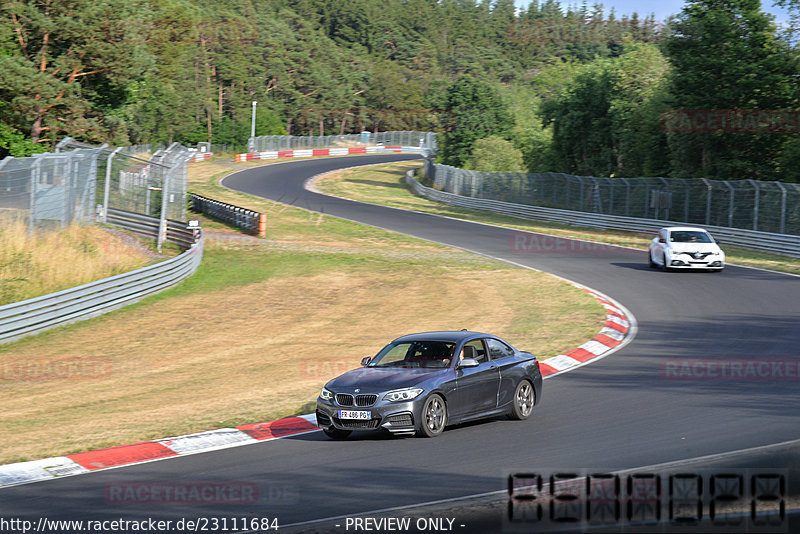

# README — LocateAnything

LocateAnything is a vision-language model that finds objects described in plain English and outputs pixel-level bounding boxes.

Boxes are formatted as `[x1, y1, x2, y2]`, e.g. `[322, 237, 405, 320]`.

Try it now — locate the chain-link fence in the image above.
[248, 131, 437, 153]
[0, 147, 106, 231]
[424, 160, 800, 236]
[1, 140, 192, 247]
[118, 143, 165, 157]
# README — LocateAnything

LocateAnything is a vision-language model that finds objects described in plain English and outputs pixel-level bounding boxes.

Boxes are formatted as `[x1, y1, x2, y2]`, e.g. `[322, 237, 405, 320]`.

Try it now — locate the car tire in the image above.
[323, 427, 351, 440]
[648, 251, 656, 268]
[509, 379, 535, 420]
[416, 394, 447, 438]
[661, 253, 670, 272]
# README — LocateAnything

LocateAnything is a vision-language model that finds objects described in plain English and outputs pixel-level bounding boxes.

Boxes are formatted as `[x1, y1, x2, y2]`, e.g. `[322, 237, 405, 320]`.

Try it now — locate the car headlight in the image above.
[383, 387, 424, 402]
[319, 387, 334, 401]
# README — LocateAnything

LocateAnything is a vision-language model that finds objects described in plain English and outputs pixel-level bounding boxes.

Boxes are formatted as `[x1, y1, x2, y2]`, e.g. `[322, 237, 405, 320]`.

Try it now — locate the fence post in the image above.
[0, 157, 12, 205]
[84, 145, 106, 224]
[747, 179, 759, 231]
[157, 165, 171, 253]
[700, 178, 712, 226]
[64, 152, 73, 227]
[29, 156, 42, 235]
[619, 178, 630, 217]
[102, 147, 122, 223]
[776, 181, 787, 234]
[589, 177, 601, 213]
[678, 178, 689, 222]
[54, 137, 73, 153]
[259, 213, 267, 237]
[657, 178, 669, 220]
[723, 180, 734, 228]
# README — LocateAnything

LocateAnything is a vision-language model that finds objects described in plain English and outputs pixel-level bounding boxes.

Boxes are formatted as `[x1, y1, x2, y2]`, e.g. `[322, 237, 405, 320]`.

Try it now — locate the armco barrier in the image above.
[189, 152, 213, 163]
[105, 208, 196, 249]
[235, 145, 423, 162]
[406, 170, 800, 258]
[189, 194, 265, 236]
[0, 231, 204, 345]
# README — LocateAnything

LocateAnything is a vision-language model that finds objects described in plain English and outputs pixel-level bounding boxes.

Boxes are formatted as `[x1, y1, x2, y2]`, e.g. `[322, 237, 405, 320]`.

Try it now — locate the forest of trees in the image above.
[1, 0, 799, 181]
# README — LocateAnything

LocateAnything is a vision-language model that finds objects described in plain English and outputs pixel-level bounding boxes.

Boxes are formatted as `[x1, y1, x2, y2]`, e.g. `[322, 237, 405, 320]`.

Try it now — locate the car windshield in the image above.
[670, 231, 713, 243]
[369, 340, 455, 369]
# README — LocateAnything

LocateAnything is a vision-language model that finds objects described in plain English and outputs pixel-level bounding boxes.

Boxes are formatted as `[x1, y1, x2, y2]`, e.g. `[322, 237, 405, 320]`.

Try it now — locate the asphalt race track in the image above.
[2, 154, 799, 533]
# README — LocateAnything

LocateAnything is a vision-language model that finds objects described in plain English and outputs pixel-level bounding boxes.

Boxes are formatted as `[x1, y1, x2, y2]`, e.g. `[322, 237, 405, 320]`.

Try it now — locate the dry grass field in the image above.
[0, 220, 160, 306]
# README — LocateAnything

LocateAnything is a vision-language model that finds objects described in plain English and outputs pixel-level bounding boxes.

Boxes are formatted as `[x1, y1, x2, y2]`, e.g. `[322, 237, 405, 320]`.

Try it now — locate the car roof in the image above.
[661, 226, 711, 233]
[391, 331, 493, 343]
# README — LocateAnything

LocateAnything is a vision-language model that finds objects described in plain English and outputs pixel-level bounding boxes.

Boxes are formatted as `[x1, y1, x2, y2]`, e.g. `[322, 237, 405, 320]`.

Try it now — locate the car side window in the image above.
[486, 338, 515, 360]
[461, 339, 487, 364]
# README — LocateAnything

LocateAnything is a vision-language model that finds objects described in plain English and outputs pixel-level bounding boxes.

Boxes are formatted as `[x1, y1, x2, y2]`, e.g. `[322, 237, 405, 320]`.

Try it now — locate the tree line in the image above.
[1, 0, 799, 181]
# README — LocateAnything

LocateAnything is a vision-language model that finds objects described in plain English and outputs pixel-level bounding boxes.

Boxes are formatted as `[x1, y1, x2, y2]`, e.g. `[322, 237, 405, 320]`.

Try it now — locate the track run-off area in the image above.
[1, 154, 799, 533]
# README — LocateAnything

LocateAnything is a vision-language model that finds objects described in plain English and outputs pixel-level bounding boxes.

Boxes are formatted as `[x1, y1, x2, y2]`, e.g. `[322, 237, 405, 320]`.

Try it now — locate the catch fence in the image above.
[248, 131, 437, 153]
[0, 140, 193, 250]
[424, 160, 800, 236]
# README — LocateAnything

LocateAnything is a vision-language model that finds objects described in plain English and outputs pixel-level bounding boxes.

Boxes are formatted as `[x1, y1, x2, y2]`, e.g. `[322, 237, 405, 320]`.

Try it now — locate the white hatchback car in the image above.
[649, 227, 725, 272]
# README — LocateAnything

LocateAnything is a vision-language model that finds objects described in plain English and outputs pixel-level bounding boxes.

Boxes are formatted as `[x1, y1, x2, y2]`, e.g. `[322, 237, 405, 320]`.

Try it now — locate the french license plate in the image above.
[338, 410, 371, 420]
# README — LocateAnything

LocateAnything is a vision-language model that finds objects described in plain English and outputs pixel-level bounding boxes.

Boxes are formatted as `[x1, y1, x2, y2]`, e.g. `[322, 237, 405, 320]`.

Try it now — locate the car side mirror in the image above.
[658, 238, 665, 243]
[361, 356, 371, 367]
[457, 358, 480, 369]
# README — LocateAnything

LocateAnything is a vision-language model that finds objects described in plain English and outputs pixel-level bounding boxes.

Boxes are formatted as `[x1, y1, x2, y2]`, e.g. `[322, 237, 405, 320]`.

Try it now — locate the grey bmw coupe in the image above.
[316, 331, 542, 439]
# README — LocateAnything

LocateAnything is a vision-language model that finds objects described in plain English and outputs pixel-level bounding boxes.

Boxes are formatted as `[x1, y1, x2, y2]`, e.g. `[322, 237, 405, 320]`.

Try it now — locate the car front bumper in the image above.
[316, 397, 423, 435]
[668, 256, 725, 269]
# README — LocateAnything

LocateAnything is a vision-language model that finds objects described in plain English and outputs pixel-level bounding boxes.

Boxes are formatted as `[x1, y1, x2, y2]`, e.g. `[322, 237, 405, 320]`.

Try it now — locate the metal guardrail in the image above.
[406, 170, 800, 258]
[105, 208, 196, 249]
[189, 194, 265, 236]
[0, 231, 204, 345]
